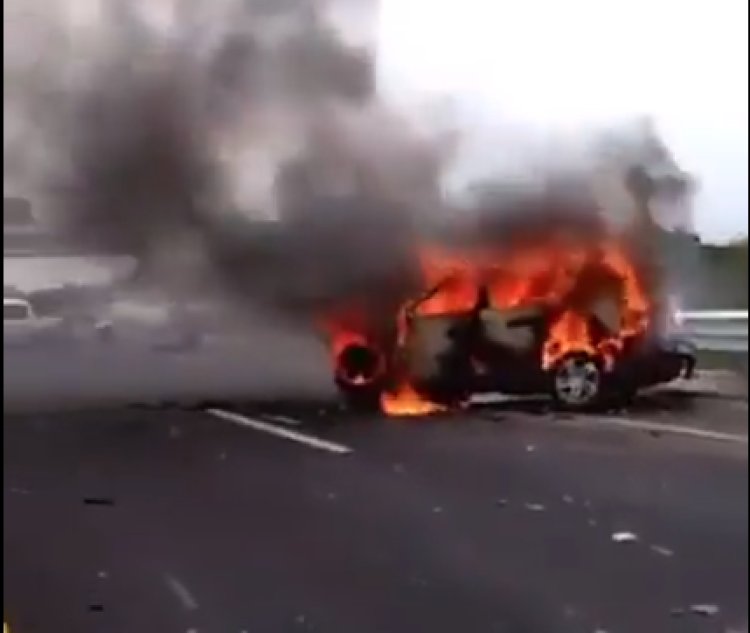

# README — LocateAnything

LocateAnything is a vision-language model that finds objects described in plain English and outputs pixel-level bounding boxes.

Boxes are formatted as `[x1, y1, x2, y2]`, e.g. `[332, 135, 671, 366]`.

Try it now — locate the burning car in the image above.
[322, 206, 696, 416]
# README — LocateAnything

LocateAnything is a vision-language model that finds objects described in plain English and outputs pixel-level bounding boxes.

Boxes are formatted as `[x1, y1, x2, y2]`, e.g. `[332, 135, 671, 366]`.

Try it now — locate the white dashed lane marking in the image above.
[206, 408, 353, 455]
[586, 415, 748, 444]
[263, 414, 302, 427]
[163, 573, 199, 611]
[475, 404, 748, 445]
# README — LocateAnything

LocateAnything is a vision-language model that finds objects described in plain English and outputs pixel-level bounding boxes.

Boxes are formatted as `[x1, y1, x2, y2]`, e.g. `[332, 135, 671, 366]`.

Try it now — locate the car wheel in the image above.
[551, 352, 603, 411]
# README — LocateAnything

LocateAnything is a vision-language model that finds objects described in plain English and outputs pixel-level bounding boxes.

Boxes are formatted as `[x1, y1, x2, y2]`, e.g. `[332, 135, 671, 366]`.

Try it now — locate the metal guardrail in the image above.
[677, 310, 748, 352]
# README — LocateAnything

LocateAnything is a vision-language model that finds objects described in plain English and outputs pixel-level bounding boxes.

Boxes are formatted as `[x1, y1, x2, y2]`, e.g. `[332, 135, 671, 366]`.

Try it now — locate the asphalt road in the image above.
[4, 395, 748, 633]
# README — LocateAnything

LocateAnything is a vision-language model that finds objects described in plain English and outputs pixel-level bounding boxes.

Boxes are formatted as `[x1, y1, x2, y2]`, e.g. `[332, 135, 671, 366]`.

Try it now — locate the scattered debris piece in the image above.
[690, 604, 720, 617]
[88, 604, 104, 613]
[83, 497, 115, 506]
[650, 545, 674, 557]
[97, 571, 109, 579]
[611, 531, 638, 543]
[526, 444, 536, 453]
[432, 506, 444, 514]
[164, 574, 199, 611]
[524, 503, 546, 512]
[326, 492, 338, 501]
[495, 498, 508, 508]
[562, 494, 574, 504]
[588, 519, 598, 527]
[670, 608, 685, 618]
[392, 463, 405, 474]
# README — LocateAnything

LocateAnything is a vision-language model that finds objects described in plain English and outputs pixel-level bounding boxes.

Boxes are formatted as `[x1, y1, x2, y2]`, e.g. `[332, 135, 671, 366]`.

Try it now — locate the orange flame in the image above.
[318, 310, 385, 386]
[541, 241, 650, 370]
[413, 246, 480, 315]
[541, 310, 597, 370]
[380, 380, 446, 416]
[377, 247, 473, 416]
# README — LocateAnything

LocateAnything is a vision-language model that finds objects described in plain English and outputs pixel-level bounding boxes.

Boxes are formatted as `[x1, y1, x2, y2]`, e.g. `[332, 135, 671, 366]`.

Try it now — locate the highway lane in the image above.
[3, 399, 748, 633]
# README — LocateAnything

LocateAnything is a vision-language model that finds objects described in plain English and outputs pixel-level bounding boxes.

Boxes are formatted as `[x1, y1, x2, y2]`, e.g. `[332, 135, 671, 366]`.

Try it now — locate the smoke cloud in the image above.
[5, 0, 454, 324]
[4, 0, 682, 327]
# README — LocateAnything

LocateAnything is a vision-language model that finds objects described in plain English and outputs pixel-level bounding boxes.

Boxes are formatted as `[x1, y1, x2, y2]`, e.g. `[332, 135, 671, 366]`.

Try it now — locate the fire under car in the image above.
[329, 242, 697, 414]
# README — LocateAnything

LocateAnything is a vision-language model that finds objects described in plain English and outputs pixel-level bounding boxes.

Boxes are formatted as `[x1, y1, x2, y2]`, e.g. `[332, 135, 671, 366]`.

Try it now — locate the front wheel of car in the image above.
[550, 352, 603, 411]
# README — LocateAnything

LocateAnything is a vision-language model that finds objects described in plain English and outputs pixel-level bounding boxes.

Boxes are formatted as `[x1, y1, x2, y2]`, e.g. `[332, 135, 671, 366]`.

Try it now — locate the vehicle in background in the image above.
[3, 296, 74, 348]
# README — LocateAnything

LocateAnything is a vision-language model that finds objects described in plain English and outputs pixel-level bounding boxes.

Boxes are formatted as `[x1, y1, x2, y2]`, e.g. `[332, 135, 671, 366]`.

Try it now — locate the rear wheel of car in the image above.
[551, 352, 603, 411]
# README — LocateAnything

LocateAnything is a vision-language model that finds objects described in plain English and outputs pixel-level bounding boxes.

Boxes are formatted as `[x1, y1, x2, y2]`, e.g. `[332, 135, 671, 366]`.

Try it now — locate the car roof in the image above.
[3, 297, 31, 307]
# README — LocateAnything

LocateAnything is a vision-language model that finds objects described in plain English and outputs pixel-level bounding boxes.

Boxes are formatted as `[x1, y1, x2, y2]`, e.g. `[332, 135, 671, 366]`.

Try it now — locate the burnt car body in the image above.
[335, 282, 696, 412]
[329, 185, 698, 412]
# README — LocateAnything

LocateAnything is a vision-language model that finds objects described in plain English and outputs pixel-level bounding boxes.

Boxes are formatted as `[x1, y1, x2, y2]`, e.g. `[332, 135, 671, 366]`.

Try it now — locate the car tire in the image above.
[550, 352, 603, 411]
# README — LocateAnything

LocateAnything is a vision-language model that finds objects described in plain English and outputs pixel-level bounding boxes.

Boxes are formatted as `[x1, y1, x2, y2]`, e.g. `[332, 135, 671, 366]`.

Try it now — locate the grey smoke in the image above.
[4, 0, 676, 325]
[5, 0, 445, 323]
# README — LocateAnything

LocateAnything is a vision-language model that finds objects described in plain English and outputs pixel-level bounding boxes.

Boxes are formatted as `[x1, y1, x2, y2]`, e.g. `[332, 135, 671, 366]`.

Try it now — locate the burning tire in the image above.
[550, 352, 603, 411]
[334, 343, 386, 411]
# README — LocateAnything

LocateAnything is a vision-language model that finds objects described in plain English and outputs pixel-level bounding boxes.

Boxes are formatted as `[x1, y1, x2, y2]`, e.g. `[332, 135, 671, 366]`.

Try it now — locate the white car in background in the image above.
[3, 296, 73, 348]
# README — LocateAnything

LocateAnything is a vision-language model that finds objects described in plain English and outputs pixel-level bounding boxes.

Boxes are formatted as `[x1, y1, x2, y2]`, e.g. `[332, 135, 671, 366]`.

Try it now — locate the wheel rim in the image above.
[555, 356, 600, 406]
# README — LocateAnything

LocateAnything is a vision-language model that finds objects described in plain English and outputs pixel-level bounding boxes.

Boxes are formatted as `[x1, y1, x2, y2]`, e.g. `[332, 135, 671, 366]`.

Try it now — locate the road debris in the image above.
[83, 497, 115, 506]
[562, 494, 574, 504]
[164, 573, 199, 611]
[690, 604, 720, 617]
[524, 503, 546, 512]
[649, 544, 674, 557]
[495, 498, 509, 508]
[432, 506, 444, 514]
[611, 531, 639, 543]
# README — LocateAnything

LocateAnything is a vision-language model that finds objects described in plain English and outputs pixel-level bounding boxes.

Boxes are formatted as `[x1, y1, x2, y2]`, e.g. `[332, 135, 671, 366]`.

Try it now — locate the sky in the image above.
[376, 0, 748, 244]
[5, 0, 746, 243]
